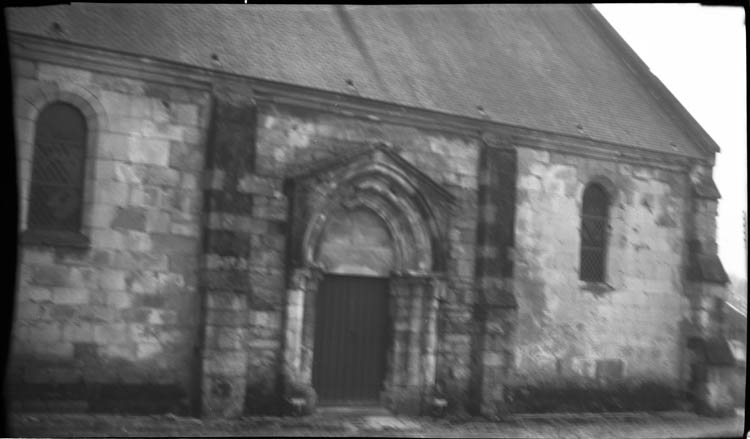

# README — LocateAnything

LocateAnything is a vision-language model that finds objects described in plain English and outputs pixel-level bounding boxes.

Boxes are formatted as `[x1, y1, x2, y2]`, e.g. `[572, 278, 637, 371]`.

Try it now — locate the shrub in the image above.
[504, 377, 681, 413]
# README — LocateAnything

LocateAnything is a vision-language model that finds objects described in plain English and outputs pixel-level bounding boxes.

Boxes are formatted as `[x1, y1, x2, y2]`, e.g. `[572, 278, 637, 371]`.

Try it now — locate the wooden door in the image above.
[312, 274, 390, 405]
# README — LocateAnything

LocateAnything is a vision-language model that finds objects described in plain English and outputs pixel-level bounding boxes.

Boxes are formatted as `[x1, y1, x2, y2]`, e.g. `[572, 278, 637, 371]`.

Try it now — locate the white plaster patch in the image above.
[315, 124, 336, 137]
[363, 416, 420, 431]
[287, 123, 315, 148]
[542, 177, 565, 196]
[551, 164, 577, 181]
[330, 264, 380, 276]
[427, 136, 452, 155]
[529, 162, 547, 177]
[147, 309, 164, 325]
[100, 343, 135, 361]
[273, 147, 287, 163]
[136, 342, 162, 360]
[571, 357, 595, 378]
[546, 292, 561, 315]
[529, 149, 550, 163]
[114, 163, 143, 183]
[264, 115, 277, 130]
[128, 137, 169, 166]
[518, 175, 542, 191]
[287, 130, 309, 148]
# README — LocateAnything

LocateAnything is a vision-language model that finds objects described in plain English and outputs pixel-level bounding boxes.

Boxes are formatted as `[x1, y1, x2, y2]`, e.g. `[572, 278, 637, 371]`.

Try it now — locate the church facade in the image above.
[7, 4, 736, 417]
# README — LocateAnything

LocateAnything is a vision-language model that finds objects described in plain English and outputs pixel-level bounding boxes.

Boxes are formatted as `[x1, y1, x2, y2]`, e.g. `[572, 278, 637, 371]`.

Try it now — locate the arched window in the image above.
[27, 102, 88, 234]
[579, 183, 609, 282]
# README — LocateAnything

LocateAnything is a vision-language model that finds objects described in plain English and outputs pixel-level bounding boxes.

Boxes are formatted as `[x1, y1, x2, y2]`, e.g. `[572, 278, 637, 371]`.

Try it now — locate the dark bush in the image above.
[244, 382, 284, 415]
[504, 378, 681, 413]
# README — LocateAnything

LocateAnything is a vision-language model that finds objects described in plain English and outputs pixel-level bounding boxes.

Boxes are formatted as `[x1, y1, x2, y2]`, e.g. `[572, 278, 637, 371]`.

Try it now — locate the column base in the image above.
[201, 374, 247, 418]
[283, 381, 318, 416]
[479, 384, 508, 418]
[382, 385, 434, 415]
[694, 366, 737, 417]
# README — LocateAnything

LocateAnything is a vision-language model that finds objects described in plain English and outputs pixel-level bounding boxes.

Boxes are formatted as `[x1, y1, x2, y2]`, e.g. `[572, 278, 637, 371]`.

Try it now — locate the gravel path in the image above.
[8, 410, 745, 438]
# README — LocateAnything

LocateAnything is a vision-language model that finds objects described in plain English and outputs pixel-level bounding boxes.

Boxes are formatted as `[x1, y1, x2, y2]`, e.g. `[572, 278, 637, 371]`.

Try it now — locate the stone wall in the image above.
[508, 146, 690, 410]
[11, 58, 210, 413]
[197, 88, 290, 417]
[470, 141, 518, 416]
[255, 101, 481, 411]
[681, 163, 734, 416]
[11, 54, 720, 417]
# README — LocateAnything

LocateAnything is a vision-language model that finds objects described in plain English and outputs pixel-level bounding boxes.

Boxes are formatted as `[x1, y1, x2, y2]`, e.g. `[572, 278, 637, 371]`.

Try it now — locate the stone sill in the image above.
[21, 229, 90, 249]
[580, 281, 615, 295]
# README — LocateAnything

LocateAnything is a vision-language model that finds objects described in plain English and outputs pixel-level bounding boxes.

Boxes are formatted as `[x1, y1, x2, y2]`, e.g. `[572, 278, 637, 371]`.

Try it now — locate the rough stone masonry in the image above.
[7, 4, 737, 419]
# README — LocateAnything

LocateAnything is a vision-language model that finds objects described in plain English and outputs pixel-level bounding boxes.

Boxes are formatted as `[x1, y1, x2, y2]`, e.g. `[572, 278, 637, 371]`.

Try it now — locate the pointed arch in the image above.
[302, 159, 439, 274]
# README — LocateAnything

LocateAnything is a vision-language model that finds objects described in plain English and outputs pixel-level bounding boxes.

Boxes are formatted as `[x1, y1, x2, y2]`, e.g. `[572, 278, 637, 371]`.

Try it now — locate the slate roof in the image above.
[7, 4, 713, 156]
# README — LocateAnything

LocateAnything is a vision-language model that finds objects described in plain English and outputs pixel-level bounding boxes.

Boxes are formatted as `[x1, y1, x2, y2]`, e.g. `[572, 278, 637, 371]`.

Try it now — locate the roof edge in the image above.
[576, 4, 722, 156]
[9, 30, 707, 168]
[726, 302, 747, 318]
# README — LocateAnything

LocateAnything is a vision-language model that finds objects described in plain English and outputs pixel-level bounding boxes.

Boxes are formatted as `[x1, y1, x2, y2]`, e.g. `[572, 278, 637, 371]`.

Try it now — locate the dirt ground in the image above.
[7, 409, 746, 438]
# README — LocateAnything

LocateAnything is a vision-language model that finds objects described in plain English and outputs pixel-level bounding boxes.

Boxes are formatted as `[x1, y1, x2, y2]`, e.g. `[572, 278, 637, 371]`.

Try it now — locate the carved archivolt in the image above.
[283, 144, 453, 402]
[294, 145, 453, 275]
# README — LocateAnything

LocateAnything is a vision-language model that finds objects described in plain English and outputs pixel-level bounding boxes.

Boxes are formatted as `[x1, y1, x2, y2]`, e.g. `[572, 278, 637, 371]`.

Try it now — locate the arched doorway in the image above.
[282, 144, 455, 413]
[312, 208, 394, 404]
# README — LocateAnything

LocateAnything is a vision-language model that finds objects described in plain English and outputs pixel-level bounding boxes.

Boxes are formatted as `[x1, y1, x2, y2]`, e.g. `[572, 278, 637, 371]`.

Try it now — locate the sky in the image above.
[595, 4, 747, 279]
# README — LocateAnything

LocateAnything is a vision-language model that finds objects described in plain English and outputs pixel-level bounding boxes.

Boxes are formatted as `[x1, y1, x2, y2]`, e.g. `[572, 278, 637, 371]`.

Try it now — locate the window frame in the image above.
[19, 94, 102, 249]
[579, 182, 610, 284]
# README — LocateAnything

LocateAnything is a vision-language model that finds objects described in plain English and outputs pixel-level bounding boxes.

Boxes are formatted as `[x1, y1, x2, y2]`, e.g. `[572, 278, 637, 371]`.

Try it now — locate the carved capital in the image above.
[291, 266, 325, 291]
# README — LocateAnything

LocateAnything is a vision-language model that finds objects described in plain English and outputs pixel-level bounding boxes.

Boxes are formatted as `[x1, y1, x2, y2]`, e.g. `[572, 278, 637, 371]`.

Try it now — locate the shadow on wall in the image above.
[728, 364, 745, 407]
[504, 377, 682, 413]
[9, 381, 189, 415]
[244, 380, 285, 416]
